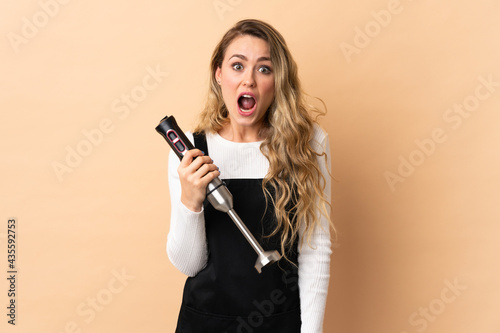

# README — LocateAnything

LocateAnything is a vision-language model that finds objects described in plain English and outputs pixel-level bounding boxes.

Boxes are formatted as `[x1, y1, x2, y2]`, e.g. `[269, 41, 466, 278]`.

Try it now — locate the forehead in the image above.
[223, 35, 271, 61]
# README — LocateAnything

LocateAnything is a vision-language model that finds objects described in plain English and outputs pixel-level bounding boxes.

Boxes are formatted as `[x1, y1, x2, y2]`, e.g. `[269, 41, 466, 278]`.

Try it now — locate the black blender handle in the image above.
[155, 115, 195, 160]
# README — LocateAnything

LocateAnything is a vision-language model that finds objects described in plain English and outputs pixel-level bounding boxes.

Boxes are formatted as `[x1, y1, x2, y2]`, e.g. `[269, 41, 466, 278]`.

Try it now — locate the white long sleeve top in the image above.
[166, 124, 332, 333]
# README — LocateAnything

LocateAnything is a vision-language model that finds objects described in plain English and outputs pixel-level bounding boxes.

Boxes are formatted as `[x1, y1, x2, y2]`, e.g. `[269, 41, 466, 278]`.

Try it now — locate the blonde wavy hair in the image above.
[194, 19, 332, 260]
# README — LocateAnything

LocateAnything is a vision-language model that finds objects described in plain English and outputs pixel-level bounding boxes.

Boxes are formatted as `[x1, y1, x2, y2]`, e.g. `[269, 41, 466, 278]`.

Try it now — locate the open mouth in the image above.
[238, 94, 256, 113]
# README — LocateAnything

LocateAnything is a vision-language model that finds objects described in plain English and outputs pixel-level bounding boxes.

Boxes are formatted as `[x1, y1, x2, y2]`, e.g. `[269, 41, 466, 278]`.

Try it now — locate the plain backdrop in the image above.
[1, 0, 499, 332]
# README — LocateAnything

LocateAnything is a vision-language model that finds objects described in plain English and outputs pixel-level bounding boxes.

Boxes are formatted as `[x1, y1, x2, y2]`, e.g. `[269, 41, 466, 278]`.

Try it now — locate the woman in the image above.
[167, 19, 333, 333]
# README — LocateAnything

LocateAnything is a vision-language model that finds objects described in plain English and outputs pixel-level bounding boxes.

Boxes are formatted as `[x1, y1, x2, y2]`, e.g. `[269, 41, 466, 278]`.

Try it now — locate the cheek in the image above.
[262, 81, 275, 102]
[220, 80, 238, 102]
[259, 76, 274, 95]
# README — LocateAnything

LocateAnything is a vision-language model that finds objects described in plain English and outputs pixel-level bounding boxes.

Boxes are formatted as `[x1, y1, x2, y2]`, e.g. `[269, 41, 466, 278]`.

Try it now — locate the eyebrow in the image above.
[228, 54, 271, 62]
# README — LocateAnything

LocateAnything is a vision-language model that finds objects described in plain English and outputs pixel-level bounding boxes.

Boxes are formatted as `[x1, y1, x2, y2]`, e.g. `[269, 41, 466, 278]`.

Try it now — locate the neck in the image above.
[218, 123, 267, 142]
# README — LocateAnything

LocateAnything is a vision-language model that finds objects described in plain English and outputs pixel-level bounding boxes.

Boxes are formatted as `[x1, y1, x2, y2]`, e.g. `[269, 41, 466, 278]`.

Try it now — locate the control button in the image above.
[167, 131, 178, 141]
[174, 141, 186, 152]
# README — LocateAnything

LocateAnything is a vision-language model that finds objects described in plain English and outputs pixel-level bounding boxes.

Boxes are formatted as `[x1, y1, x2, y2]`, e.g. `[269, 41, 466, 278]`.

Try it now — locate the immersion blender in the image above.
[155, 115, 281, 273]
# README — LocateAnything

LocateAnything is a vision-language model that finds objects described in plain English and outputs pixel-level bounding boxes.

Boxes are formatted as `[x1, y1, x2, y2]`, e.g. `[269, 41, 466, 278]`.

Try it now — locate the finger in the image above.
[196, 169, 221, 188]
[194, 162, 219, 178]
[208, 169, 221, 183]
[179, 149, 205, 167]
[182, 151, 214, 172]
[190, 156, 216, 173]
[207, 169, 221, 181]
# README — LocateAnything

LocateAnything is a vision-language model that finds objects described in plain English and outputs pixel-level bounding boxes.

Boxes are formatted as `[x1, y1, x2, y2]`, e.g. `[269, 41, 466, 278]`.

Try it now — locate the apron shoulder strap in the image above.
[192, 132, 208, 155]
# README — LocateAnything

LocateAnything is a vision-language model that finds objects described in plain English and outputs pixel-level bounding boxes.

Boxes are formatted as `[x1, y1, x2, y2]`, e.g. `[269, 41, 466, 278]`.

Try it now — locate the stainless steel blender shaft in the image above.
[227, 209, 282, 273]
[206, 178, 282, 273]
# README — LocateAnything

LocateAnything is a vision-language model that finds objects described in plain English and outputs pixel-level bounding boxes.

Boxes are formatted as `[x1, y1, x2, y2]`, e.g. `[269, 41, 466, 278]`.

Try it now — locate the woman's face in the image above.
[215, 34, 275, 139]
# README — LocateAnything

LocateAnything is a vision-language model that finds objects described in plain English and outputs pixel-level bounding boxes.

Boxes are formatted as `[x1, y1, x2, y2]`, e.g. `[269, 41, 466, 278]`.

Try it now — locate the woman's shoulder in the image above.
[310, 123, 329, 153]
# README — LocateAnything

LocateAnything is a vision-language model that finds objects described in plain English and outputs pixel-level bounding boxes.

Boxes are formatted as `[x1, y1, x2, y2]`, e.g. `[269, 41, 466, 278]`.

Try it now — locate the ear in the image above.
[215, 66, 221, 84]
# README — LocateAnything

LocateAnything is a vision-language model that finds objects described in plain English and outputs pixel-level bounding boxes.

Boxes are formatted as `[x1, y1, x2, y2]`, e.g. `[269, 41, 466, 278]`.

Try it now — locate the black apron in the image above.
[175, 133, 301, 333]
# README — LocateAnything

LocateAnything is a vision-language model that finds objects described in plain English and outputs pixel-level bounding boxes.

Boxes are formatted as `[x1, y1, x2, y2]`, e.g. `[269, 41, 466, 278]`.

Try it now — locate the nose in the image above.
[243, 70, 256, 87]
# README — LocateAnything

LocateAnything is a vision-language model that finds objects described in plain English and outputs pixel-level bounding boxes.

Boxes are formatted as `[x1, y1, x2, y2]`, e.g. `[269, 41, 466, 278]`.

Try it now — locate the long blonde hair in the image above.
[194, 19, 332, 260]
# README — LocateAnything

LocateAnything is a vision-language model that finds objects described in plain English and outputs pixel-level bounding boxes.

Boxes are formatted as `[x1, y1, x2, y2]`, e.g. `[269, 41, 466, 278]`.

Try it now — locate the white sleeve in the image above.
[298, 127, 333, 333]
[166, 133, 208, 277]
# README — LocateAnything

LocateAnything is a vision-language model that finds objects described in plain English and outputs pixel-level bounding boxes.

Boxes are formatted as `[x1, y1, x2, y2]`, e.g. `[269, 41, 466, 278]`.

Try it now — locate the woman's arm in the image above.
[166, 133, 214, 276]
[298, 126, 333, 333]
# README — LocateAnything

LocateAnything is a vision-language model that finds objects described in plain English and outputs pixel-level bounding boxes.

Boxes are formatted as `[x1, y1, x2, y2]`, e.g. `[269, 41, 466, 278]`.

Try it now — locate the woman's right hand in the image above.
[177, 149, 221, 212]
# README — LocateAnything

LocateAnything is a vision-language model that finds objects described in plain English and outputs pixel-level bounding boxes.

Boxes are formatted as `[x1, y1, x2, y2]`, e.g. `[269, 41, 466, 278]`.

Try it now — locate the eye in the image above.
[232, 62, 243, 71]
[258, 66, 272, 74]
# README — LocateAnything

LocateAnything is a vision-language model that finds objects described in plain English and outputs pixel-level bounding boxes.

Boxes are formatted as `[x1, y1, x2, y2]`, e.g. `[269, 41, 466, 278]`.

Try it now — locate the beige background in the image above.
[1, 0, 499, 332]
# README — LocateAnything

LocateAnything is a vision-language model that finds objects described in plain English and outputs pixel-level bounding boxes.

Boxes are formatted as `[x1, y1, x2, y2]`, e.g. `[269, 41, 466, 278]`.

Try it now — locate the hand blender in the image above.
[155, 115, 282, 273]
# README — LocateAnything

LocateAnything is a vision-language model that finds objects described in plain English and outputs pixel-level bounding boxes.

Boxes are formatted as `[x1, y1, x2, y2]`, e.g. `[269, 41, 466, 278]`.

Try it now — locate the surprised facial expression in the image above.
[215, 35, 275, 135]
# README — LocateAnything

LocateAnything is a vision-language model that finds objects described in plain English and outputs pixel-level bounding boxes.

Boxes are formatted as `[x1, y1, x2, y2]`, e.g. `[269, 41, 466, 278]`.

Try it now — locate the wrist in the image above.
[181, 197, 203, 213]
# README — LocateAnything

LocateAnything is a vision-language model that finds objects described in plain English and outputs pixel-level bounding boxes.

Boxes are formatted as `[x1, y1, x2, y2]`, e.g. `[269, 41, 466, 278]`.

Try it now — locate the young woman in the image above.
[167, 19, 333, 333]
